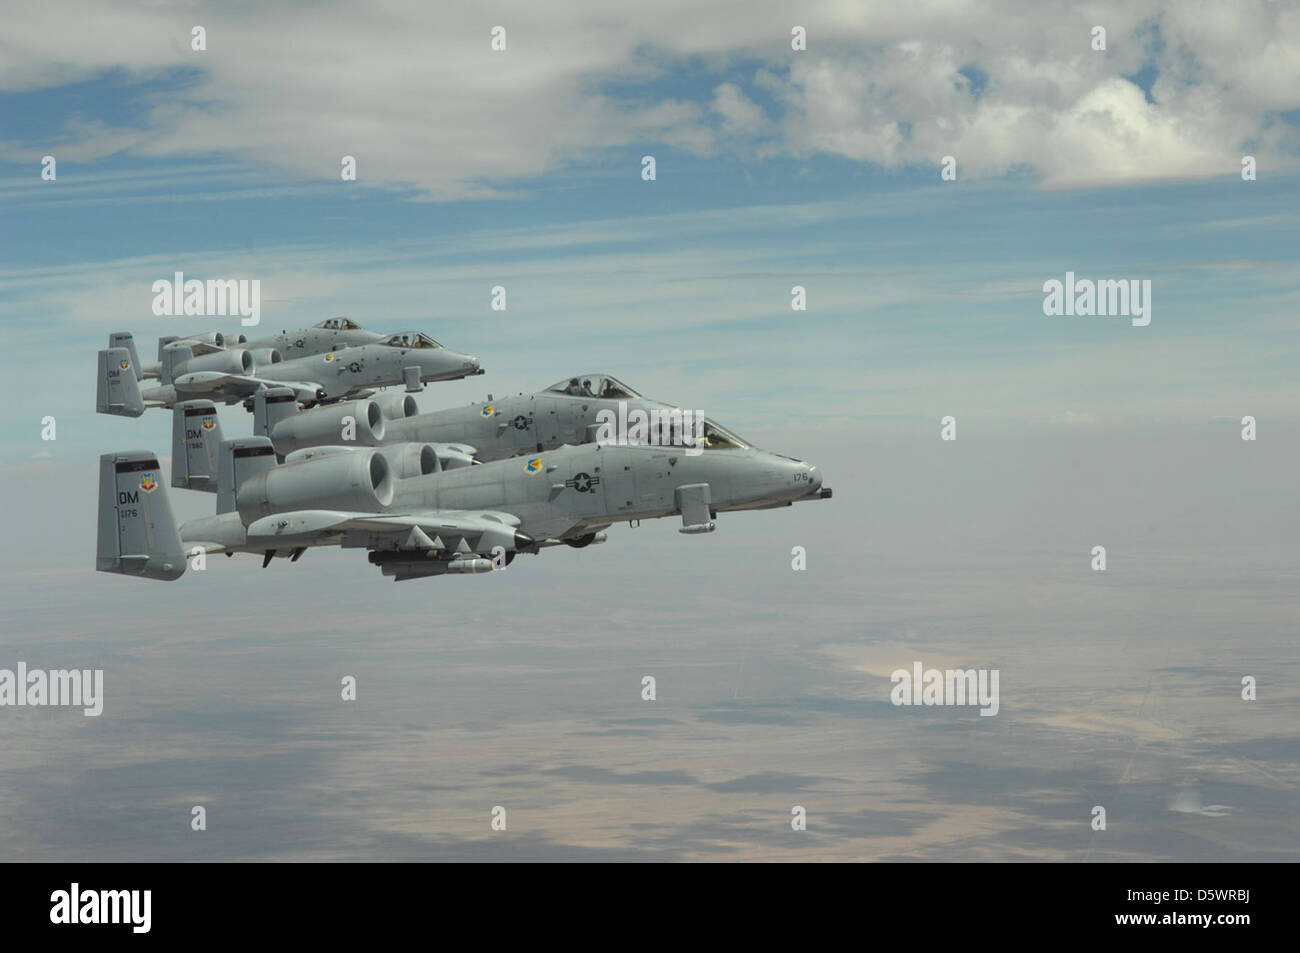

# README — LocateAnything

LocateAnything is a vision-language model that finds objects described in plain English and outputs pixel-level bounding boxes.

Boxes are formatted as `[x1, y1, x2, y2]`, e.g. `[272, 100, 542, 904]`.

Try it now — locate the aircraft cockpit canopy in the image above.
[382, 332, 442, 349]
[545, 374, 642, 399]
[700, 419, 750, 450]
[315, 317, 364, 331]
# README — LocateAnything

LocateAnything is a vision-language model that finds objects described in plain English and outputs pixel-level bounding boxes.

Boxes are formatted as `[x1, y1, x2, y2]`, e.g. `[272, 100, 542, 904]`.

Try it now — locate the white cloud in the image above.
[1, 1, 1297, 195]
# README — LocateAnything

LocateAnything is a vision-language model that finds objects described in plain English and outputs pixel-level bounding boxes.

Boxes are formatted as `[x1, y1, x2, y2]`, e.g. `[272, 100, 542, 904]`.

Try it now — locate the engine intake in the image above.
[270, 399, 386, 453]
[173, 347, 254, 377]
[370, 392, 419, 419]
[375, 443, 439, 478]
[236, 448, 393, 522]
[248, 347, 282, 368]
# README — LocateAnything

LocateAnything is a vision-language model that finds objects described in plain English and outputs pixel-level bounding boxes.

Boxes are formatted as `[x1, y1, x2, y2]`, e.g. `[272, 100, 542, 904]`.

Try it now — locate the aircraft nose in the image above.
[806, 464, 822, 492]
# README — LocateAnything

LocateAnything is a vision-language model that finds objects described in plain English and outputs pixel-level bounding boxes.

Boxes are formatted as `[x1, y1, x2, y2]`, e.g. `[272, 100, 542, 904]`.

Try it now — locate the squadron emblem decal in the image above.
[482, 404, 495, 417]
[525, 457, 543, 473]
[323, 353, 336, 363]
[139, 473, 158, 493]
[119, 360, 130, 370]
[201, 416, 216, 431]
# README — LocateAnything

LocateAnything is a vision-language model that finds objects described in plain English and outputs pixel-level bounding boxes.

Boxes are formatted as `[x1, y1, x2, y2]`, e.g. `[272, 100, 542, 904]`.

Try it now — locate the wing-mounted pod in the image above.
[172, 400, 223, 491]
[96, 348, 145, 417]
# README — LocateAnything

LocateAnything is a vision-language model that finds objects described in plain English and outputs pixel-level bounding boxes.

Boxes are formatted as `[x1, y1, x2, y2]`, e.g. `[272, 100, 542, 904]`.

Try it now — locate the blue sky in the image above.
[3, 1, 1299, 468]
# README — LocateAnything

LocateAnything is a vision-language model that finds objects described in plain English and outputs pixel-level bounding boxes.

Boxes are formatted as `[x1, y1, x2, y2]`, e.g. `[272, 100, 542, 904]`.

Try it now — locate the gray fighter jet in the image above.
[252, 373, 718, 461]
[239, 316, 386, 360]
[96, 434, 831, 582]
[96, 330, 481, 416]
[113, 320, 392, 380]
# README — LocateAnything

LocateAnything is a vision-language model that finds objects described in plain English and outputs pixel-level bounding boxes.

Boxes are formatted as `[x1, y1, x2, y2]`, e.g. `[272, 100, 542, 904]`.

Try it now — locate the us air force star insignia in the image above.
[294, 339, 304, 348]
[512, 415, 529, 430]
[347, 361, 362, 373]
[565, 472, 600, 493]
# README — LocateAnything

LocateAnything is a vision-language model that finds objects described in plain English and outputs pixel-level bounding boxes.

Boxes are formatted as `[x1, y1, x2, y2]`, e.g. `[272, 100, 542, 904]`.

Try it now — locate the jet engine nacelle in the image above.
[172, 347, 254, 377]
[374, 443, 439, 479]
[236, 448, 394, 523]
[370, 392, 419, 419]
[248, 347, 282, 369]
[270, 399, 386, 454]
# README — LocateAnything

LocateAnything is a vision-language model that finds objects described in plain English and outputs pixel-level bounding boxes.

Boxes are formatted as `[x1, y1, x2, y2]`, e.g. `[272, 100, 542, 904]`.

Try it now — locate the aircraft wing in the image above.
[244, 508, 531, 560]
[172, 371, 326, 403]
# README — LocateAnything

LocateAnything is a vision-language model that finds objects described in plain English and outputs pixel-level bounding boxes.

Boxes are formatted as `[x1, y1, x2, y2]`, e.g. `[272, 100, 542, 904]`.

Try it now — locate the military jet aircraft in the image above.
[252, 373, 714, 461]
[95, 330, 481, 416]
[239, 316, 386, 360]
[96, 432, 831, 582]
[110, 320, 388, 381]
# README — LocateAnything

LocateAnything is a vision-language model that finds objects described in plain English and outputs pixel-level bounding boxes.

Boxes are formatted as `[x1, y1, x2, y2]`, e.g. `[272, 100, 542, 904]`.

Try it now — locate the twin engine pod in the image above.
[283, 442, 451, 479]
[168, 345, 253, 377]
[270, 398, 388, 453]
[368, 392, 419, 420]
[263, 393, 419, 454]
[247, 347, 282, 368]
[235, 447, 394, 523]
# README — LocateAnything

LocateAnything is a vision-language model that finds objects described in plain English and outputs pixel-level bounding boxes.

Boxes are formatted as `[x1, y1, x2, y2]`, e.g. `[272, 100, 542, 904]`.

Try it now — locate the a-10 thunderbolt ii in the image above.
[248, 373, 740, 461]
[96, 425, 831, 583]
[115, 317, 387, 376]
[95, 326, 481, 416]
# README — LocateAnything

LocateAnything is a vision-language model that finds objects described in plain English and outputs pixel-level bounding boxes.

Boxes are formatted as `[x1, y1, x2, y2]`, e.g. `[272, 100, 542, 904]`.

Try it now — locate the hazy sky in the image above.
[0, 1, 1297, 861]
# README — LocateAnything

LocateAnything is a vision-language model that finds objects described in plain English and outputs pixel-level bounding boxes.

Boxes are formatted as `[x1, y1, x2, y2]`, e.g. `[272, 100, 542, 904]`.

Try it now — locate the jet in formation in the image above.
[96, 321, 480, 415]
[95, 324, 831, 582]
[98, 432, 828, 581]
[247, 372, 733, 461]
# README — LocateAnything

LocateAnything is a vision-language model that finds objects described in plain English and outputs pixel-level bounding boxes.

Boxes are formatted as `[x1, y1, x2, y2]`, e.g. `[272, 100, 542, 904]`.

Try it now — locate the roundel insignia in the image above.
[564, 471, 600, 493]
[512, 415, 529, 430]
[119, 360, 130, 370]
[294, 339, 305, 348]
[482, 404, 495, 417]
[139, 473, 158, 493]
[525, 457, 543, 473]
[347, 361, 362, 373]
[201, 416, 216, 431]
